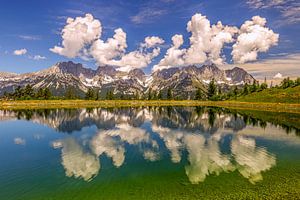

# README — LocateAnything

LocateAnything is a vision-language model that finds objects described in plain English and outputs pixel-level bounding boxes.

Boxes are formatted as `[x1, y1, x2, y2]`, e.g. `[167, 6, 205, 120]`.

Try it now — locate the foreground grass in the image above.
[236, 85, 300, 104]
[1, 99, 300, 113]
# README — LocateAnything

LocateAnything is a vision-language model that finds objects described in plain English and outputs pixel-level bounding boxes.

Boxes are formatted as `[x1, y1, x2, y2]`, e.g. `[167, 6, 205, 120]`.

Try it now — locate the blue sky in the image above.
[0, 0, 299, 80]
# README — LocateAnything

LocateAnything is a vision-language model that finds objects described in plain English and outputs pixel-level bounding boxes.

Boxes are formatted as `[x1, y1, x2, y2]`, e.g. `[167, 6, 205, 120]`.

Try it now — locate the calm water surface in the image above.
[0, 107, 299, 199]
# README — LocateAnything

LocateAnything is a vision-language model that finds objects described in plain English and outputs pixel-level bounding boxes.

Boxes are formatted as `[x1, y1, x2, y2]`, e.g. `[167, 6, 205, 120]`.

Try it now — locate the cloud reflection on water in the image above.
[12, 107, 297, 183]
[53, 138, 100, 182]
[14, 137, 26, 145]
[231, 135, 276, 184]
[53, 123, 277, 184]
[184, 134, 234, 184]
[90, 133, 125, 168]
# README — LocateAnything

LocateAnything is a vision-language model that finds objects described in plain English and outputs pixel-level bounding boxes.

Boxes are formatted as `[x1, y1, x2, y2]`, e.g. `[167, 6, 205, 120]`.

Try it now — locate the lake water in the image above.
[0, 107, 299, 199]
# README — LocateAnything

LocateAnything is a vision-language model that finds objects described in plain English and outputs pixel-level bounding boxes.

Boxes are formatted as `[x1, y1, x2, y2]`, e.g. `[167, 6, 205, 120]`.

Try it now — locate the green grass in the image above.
[1, 99, 300, 113]
[236, 86, 300, 104]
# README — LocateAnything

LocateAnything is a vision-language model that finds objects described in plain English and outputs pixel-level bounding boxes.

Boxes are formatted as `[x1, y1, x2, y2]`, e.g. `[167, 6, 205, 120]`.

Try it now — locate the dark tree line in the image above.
[279, 77, 300, 89]
[2, 77, 299, 101]
[3, 85, 52, 100]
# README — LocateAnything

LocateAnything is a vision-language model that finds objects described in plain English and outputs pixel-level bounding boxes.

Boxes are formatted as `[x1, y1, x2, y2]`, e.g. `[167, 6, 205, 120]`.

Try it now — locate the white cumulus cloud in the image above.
[51, 13, 279, 72]
[185, 14, 238, 65]
[154, 13, 239, 71]
[90, 28, 127, 66]
[13, 48, 27, 56]
[273, 72, 283, 79]
[232, 16, 279, 64]
[153, 34, 186, 71]
[231, 136, 276, 184]
[91, 33, 164, 71]
[59, 138, 100, 182]
[50, 13, 102, 58]
[154, 13, 279, 71]
[51, 13, 164, 72]
[143, 36, 165, 48]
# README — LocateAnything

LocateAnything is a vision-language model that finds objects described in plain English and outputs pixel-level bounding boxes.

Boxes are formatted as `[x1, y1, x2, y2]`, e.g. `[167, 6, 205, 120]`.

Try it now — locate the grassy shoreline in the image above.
[1, 100, 300, 113]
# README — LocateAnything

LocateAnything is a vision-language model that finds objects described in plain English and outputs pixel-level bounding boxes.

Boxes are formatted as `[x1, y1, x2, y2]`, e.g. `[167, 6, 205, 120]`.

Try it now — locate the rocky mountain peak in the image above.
[55, 61, 95, 78]
[152, 67, 180, 80]
[199, 63, 221, 73]
[225, 67, 255, 84]
[96, 65, 117, 77]
[128, 68, 145, 79]
[197, 63, 225, 81]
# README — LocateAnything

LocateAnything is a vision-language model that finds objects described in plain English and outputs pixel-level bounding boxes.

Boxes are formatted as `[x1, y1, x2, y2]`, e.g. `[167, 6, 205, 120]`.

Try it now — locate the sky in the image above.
[0, 0, 299, 82]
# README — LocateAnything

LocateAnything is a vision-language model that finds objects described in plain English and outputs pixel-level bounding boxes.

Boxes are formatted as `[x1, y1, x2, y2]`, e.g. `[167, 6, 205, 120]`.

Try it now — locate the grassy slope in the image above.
[236, 86, 300, 104]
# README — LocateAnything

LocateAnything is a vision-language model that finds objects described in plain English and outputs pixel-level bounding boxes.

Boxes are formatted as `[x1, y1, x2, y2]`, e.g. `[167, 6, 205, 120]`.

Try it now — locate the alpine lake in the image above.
[0, 106, 299, 200]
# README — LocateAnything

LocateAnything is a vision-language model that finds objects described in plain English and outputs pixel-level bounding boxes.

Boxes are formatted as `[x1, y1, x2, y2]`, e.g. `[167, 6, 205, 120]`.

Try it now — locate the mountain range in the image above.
[0, 61, 255, 99]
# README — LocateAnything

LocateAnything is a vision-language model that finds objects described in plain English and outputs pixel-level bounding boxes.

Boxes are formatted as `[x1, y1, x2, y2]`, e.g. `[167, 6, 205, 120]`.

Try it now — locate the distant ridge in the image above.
[0, 61, 255, 98]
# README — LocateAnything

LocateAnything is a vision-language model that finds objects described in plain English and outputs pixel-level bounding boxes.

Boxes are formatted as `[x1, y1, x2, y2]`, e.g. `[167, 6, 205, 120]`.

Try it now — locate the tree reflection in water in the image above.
[1, 107, 298, 183]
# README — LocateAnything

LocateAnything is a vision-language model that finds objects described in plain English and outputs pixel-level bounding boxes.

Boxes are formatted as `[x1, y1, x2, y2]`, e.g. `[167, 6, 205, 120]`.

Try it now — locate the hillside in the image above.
[236, 86, 300, 104]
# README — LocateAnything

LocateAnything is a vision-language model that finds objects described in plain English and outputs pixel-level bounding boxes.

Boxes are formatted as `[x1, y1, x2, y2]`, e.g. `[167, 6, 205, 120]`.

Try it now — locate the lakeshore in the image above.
[1, 100, 300, 114]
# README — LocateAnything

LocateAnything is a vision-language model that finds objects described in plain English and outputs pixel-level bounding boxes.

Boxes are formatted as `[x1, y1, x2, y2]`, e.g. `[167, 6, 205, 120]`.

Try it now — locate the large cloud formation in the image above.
[231, 135, 276, 184]
[152, 34, 186, 71]
[51, 13, 278, 72]
[51, 13, 164, 72]
[232, 16, 279, 64]
[154, 14, 238, 71]
[154, 13, 278, 71]
[99, 36, 164, 72]
[57, 138, 100, 182]
[50, 14, 101, 58]
[185, 14, 238, 65]
[153, 14, 238, 71]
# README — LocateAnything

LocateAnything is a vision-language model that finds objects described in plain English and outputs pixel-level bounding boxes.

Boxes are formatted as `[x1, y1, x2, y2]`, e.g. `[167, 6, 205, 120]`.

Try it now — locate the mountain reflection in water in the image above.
[1, 107, 299, 184]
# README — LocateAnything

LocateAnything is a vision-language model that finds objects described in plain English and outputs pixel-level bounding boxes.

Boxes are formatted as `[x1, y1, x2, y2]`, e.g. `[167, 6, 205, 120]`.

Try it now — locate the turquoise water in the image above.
[0, 107, 299, 199]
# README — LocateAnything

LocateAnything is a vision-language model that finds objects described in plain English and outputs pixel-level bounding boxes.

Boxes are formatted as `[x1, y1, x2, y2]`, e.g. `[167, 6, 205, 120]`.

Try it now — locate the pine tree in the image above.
[14, 86, 23, 99]
[281, 77, 294, 89]
[106, 90, 114, 100]
[65, 87, 76, 99]
[233, 86, 238, 97]
[157, 90, 163, 100]
[148, 89, 152, 100]
[36, 88, 44, 99]
[152, 91, 157, 100]
[135, 92, 140, 100]
[218, 86, 222, 96]
[296, 77, 300, 86]
[260, 82, 268, 90]
[44, 88, 52, 100]
[95, 90, 100, 100]
[243, 83, 249, 95]
[3, 91, 8, 100]
[85, 88, 95, 100]
[207, 79, 217, 99]
[167, 88, 172, 100]
[251, 80, 258, 92]
[195, 88, 203, 100]
[24, 84, 34, 99]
